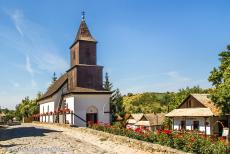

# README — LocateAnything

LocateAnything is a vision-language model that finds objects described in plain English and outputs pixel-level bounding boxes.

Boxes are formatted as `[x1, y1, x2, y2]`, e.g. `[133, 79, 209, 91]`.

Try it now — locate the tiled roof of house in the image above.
[135, 113, 166, 126]
[127, 113, 144, 124]
[0, 112, 5, 117]
[166, 94, 221, 117]
[190, 94, 221, 116]
[165, 108, 214, 117]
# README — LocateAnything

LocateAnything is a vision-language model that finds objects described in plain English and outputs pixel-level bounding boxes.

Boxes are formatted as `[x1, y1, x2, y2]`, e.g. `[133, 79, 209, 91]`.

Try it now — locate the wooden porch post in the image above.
[172, 117, 174, 130]
[185, 116, 187, 131]
[204, 117, 207, 136]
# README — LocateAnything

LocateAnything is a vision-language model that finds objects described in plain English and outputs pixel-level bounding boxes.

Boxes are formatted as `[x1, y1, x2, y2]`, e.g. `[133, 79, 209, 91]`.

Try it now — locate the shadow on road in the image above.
[0, 126, 62, 141]
[0, 143, 22, 148]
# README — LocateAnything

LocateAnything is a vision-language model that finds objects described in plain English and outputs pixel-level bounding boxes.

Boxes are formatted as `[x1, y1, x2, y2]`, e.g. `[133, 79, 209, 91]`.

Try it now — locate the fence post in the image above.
[71, 111, 73, 125]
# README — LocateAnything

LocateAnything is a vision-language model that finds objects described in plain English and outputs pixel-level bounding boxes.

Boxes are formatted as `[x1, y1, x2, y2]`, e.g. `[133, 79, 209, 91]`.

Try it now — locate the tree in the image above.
[15, 93, 40, 121]
[103, 72, 113, 91]
[208, 45, 230, 115]
[52, 72, 57, 83]
[103, 73, 124, 121]
[111, 88, 125, 121]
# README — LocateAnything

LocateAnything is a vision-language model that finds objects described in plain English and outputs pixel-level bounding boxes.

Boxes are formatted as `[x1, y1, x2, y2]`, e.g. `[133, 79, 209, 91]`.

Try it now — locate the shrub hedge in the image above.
[89, 123, 230, 154]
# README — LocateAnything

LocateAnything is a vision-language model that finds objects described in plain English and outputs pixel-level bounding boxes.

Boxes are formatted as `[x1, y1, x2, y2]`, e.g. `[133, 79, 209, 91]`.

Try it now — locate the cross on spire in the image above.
[81, 11, 85, 21]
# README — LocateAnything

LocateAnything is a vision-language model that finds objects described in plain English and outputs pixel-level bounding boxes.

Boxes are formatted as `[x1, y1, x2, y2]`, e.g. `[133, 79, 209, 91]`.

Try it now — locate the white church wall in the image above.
[39, 101, 54, 123]
[65, 97, 75, 124]
[74, 94, 111, 127]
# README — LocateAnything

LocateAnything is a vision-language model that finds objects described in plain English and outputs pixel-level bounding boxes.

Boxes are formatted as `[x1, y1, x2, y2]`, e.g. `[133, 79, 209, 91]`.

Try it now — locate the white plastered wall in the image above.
[173, 117, 211, 135]
[39, 101, 54, 123]
[73, 94, 111, 127]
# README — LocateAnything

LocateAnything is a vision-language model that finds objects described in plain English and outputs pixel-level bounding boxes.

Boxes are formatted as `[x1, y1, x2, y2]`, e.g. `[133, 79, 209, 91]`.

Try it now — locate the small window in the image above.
[193, 121, 199, 130]
[181, 120, 186, 130]
[47, 105, 49, 112]
[43, 106, 44, 113]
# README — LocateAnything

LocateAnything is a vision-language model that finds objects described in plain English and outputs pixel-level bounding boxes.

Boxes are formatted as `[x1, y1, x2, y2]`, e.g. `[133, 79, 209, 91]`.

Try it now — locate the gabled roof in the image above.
[190, 94, 221, 115]
[175, 94, 221, 116]
[127, 113, 144, 124]
[38, 73, 68, 101]
[135, 113, 166, 126]
[166, 108, 214, 117]
[0, 112, 5, 117]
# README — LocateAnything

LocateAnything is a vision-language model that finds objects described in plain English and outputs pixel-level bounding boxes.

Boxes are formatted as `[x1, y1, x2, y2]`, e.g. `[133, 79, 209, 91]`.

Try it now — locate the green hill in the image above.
[122, 92, 168, 114]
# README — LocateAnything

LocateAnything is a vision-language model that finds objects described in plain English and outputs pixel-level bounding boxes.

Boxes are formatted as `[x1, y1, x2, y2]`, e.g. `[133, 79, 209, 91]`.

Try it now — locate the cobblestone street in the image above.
[0, 124, 151, 154]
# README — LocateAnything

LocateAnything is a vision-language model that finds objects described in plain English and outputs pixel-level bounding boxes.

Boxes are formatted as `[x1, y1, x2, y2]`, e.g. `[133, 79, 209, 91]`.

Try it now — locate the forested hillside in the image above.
[122, 86, 209, 114]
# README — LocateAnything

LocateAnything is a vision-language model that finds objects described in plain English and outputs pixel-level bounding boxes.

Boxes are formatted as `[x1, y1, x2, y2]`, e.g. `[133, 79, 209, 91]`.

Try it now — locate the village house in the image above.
[126, 113, 165, 131]
[0, 112, 5, 123]
[126, 113, 143, 130]
[37, 14, 112, 127]
[166, 94, 229, 136]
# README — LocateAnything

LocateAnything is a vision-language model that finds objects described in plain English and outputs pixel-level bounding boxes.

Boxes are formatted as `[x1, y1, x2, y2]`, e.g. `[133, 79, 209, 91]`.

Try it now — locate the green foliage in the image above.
[90, 124, 230, 154]
[122, 86, 208, 114]
[103, 72, 113, 91]
[123, 92, 166, 113]
[52, 72, 57, 83]
[1, 109, 15, 123]
[103, 72, 125, 121]
[208, 45, 230, 115]
[15, 94, 40, 121]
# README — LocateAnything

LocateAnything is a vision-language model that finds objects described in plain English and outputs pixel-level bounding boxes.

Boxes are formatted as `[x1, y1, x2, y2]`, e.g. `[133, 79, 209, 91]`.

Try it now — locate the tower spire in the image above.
[81, 11, 85, 21]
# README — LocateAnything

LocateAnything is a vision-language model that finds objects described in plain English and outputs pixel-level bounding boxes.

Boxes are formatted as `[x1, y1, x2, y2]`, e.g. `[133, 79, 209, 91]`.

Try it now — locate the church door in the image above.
[86, 113, 97, 126]
[86, 106, 98, 126]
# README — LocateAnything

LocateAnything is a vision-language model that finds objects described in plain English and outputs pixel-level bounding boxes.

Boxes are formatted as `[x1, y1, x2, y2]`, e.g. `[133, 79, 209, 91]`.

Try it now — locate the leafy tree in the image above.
[208, 45, 230, 115]
[15, 93, 40, 121]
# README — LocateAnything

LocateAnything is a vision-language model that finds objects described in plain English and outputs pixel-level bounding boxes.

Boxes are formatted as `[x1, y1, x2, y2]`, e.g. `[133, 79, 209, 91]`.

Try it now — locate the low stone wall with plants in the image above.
[89, 123, 230, 154]
[32, 122, 186, 153]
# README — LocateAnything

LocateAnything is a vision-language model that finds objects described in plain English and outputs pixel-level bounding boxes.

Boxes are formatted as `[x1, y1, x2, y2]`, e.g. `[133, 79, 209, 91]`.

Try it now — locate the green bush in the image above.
[89, 123, 230, 154]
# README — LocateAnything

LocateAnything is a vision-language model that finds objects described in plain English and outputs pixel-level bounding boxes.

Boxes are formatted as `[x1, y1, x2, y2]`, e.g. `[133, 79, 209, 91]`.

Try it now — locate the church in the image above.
[37, 14, 111, 127]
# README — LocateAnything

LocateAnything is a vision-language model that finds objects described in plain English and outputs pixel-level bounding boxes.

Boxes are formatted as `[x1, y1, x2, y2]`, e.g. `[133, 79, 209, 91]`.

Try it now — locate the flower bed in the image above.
[89, 123, 230, 154]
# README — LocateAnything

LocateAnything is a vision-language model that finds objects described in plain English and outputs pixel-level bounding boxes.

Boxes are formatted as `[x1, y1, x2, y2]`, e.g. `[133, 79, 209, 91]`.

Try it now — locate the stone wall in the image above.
[32, 122, 187, 154]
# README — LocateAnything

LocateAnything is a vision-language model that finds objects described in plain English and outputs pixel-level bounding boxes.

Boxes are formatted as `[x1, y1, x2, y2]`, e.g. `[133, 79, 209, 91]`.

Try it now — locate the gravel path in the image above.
[0, 124, 151, 154]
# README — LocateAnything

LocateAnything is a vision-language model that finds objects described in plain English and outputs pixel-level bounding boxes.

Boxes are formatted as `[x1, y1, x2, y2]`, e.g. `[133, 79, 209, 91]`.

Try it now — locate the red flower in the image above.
[162, 130, 172, 135]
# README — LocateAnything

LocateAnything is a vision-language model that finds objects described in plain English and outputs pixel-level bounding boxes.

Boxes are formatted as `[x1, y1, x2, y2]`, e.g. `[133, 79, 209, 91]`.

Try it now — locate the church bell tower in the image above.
[67, 12, 103, 90]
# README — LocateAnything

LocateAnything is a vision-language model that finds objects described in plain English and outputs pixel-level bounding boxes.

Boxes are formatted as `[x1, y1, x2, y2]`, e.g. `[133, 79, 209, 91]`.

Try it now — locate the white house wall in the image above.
[74, 94, 110, 127]
[173, 117, 211, 135]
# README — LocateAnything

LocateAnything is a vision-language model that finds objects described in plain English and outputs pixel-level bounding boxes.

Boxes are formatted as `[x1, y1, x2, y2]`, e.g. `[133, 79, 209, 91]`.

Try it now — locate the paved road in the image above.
[0, 124, 150, 154]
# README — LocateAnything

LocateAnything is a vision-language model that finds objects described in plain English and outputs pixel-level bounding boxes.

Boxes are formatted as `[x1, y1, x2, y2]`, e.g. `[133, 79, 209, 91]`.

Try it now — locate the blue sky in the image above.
[0, 0, 230, 109]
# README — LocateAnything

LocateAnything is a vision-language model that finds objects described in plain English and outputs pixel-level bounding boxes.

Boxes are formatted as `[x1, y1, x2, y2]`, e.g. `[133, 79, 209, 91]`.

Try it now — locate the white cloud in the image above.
[7, 9, 24, 36]
[0, 9, 69, 109]
[5, 9, 68, 74]
[26, 55, 34, 76]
